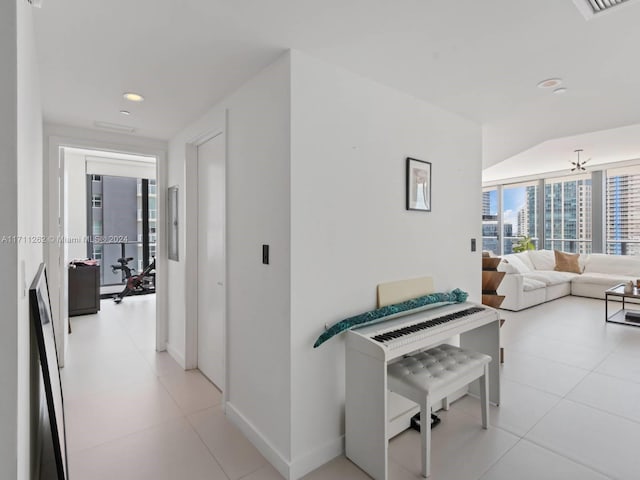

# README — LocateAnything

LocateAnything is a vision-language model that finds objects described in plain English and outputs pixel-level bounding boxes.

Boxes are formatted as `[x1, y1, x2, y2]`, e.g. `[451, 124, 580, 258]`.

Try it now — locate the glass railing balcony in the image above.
[502, 236, 540, 255]
[544, 238, 592, 254]
[606, 239, 640, 256]
[92, 241, 156, 287]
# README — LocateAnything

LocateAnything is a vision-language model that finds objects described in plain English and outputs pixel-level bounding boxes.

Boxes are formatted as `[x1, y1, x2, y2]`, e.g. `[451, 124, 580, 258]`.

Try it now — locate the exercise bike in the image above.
[111, 256, 156, 303]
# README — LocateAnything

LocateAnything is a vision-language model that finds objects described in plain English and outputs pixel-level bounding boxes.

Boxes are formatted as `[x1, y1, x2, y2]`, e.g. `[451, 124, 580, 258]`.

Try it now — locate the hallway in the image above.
[61, 295, 278, 480]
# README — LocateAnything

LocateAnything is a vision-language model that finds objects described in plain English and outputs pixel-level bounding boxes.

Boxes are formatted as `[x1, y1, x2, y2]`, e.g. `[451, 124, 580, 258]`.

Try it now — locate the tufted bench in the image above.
[387, 344, 491, 477]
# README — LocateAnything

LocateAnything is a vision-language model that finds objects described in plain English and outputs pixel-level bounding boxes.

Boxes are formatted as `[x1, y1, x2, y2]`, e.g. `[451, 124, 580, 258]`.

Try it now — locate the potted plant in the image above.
[512, 236, 536, 253]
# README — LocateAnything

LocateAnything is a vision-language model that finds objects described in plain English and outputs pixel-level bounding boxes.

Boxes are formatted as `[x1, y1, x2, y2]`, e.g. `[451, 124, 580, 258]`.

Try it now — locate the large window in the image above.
[484, 164, 640, 256]
[606, 165, 640, 255]
[543, 174, 592, 253]
[88, 175, 156, 286]
[502, 181, 539, 254]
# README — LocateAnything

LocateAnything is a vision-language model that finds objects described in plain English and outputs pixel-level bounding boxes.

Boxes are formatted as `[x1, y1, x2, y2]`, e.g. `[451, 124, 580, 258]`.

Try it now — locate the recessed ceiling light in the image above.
[537, 78, 563, 89]
[553, 87, 568, 94]
[120, 110, 131, 115]
[123, 92, 144, 102]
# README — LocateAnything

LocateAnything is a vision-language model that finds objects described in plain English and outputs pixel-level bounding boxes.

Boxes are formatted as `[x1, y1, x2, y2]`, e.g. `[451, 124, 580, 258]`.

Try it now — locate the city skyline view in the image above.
[484, 177, 592, 254]
[483, 166, 640, 256]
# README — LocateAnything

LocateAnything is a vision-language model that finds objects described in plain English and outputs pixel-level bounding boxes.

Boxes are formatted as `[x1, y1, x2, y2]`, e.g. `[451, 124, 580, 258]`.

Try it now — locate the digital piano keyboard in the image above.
[345, 302, 501, 480]
[346, 302, 500, 363]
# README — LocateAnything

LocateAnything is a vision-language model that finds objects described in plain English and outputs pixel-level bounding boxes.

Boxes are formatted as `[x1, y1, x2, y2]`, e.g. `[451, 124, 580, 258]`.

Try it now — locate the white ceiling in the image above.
[32, 0, 640, 176]
[64, 147, 156, 163]
[482, 124, 640, 183]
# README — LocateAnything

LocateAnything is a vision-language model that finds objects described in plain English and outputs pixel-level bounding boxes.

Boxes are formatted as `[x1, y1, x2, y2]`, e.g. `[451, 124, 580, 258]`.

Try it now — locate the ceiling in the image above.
[482, 123, 640, 183]
[64, 147, 155, 163]
[31, 0, 640, 175]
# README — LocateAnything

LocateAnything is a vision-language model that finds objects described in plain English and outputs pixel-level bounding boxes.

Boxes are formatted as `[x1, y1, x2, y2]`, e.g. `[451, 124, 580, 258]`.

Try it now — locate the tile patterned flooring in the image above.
[63, 295, 640, 479]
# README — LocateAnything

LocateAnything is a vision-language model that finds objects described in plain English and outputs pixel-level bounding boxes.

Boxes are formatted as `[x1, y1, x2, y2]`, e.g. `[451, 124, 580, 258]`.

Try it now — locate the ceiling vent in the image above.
[573, 0, 637, 19]
[94, 121, 136, 134]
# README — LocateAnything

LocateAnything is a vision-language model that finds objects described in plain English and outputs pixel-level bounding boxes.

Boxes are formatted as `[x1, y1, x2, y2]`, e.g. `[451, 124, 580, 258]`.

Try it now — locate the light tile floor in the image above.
[63, 295, 640, 479]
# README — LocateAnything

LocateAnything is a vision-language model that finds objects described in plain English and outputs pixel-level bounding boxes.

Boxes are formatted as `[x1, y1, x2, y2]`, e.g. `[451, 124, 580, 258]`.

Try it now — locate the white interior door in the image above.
[197, 134, 226, 390]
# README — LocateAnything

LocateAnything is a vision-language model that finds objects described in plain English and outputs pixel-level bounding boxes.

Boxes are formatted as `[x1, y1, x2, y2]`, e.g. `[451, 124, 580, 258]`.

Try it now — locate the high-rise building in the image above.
[88, 175, 157, 286]
[606, 168, 640, 255]
[544, 176, 592, 254]
[482, 190, 499, 253]
[517, 208, 528, 237]
[526, 185, 537, 243]
[482, 191, 492, 217]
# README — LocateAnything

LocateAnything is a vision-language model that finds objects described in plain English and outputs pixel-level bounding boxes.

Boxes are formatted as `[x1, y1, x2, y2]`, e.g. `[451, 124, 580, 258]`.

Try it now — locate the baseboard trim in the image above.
[289, 436, 344, 480]
[225, 402, 291, 478]
[165, 342, 186, 369]
[225, 402, 344, 480]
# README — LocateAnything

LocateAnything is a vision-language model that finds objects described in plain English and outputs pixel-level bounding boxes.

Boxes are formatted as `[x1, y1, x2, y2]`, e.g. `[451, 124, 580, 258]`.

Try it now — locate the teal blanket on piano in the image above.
[313, 288, 468, 348]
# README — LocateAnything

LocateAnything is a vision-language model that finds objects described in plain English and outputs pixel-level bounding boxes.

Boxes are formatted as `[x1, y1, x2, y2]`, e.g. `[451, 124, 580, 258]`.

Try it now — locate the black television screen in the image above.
[30, 263, 69, 480]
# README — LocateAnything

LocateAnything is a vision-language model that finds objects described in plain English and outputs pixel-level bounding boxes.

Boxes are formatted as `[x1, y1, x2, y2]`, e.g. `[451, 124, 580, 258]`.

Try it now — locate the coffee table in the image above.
[605, 283, 640, 327]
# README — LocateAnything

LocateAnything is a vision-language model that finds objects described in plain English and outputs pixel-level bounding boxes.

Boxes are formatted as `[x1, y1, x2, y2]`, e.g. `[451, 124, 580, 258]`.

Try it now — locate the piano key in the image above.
[372, 307, 485, 344]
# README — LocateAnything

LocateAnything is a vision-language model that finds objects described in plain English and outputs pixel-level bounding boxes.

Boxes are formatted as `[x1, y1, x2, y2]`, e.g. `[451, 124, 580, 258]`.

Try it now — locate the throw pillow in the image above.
[554, 250, 581, 273]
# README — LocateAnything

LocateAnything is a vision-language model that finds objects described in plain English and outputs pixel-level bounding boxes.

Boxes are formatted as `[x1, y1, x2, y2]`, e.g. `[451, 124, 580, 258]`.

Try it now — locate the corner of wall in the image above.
[287, 50, 483, 475]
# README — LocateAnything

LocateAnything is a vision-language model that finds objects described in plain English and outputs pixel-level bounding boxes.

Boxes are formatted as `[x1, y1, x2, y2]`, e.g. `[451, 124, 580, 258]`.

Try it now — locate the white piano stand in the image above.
[344, 303, 500, 480]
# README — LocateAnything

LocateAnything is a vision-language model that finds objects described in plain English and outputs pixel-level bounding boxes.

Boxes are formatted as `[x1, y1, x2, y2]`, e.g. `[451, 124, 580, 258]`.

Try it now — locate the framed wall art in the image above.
[30, 263, 69, 480]
[406, 157, 431, 212]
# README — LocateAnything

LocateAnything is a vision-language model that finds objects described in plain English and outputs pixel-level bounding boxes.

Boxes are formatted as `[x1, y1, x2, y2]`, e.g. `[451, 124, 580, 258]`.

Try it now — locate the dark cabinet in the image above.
[68, 265, 100, 316]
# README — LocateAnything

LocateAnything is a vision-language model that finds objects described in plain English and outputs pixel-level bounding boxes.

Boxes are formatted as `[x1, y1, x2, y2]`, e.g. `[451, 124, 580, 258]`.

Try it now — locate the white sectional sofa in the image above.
[496, 249, 640, 311]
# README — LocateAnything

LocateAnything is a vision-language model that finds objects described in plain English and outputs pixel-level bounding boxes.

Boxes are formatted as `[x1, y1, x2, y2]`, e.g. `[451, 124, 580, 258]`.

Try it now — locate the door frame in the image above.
[44, 129, 168, 365]
[184, 118, 228, 401]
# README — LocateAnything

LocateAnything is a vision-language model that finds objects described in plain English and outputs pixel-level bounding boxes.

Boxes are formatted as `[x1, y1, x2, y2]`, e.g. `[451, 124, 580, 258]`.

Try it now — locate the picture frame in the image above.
[406, 157, 431, 211]
[168, 185, 179, 261]
[30, 263, 69, 480]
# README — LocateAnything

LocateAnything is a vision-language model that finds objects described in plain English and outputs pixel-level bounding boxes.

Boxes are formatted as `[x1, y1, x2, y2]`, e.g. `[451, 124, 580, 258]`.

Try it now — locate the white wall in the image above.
[16, 1, 44, 473]
[225, 54, 292, 463]
[65, 151, 87, 261]
[0, 1, 44, 478]
[0, 1, 19, 477]
[167, 52, 292, 463]
[165, 110, 226, 371]
[288, 51, 482, 477]
[168, 50, 482, 479]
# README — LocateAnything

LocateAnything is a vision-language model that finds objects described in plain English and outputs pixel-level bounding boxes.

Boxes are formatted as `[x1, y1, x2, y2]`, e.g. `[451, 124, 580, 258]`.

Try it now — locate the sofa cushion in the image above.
[522, 277, 546, 291]
[528, 250, 556, 271]
[527, 271, 578, 286]
[572, 272, 636, 286]
[584, 254, 640, 276]
[500, 254, 533, 274]
[497, 261, 518, 274]
[554, 250, 582, 273]
[519, 252, 536, 270]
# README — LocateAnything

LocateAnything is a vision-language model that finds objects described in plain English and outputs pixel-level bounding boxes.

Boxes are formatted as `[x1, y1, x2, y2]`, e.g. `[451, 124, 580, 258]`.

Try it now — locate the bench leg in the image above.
[479, 365, 489, 429]
[420, 398, 431, 477]
[442, 396, 450, 411]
